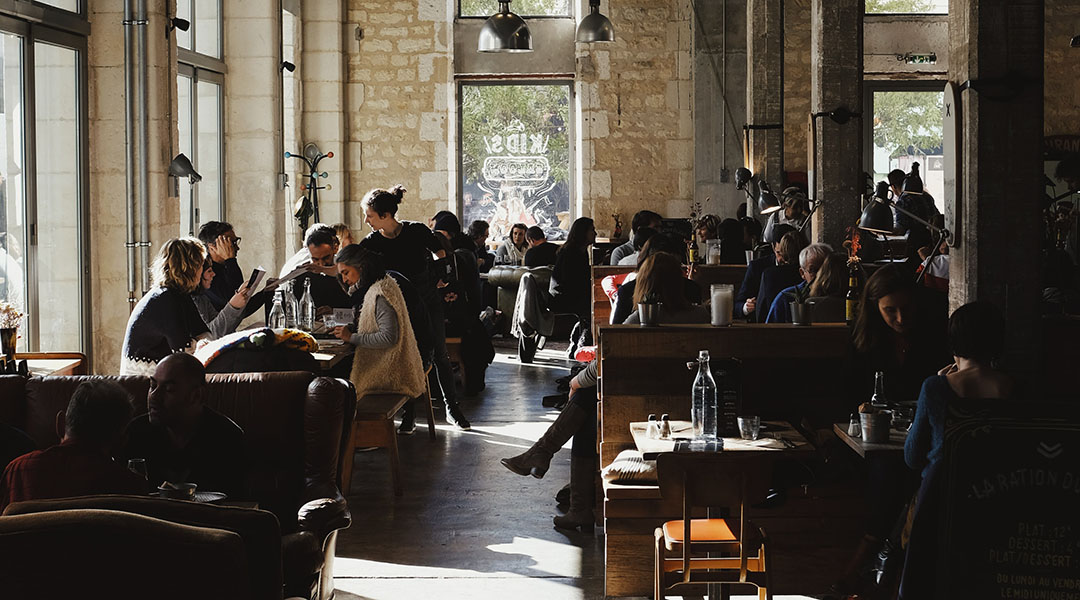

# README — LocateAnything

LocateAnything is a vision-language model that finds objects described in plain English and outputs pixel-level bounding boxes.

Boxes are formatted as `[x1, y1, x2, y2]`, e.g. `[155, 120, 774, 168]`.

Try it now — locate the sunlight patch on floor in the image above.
[486, 536, 584, 578]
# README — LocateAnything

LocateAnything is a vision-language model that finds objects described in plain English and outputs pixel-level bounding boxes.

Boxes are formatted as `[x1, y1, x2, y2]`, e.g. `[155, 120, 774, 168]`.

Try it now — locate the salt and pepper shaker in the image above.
[848, 412, 861, 437]
[659, 414, 672, 439]
[646, 414, 659, 439]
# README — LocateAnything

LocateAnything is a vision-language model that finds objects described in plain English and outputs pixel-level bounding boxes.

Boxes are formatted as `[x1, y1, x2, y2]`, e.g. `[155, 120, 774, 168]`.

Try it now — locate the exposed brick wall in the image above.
[579, 0, 695, 235]
[784, 0, 811, 175]
[345, 0, 451, 225]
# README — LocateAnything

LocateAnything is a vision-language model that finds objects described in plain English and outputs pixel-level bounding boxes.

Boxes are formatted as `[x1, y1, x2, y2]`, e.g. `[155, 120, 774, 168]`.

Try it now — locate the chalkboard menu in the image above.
[942, 400, 1080, 599]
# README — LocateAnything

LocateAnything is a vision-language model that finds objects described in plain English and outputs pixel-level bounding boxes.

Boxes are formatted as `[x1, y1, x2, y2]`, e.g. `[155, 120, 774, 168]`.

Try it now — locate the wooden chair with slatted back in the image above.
[654, 452, 773, 600]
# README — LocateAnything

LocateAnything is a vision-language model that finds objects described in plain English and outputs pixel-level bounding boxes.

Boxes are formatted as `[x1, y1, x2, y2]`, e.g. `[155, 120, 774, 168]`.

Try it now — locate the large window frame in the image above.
[0, 8, 90, 353]
[176, 0, 225, 234]
[456, 78, 576, 238]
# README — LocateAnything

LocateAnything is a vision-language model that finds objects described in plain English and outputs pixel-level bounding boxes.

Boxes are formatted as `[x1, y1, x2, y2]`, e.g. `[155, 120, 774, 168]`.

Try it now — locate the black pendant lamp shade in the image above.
[577, 0, 615, 43]
[479, 0, 533, 53]
[859, 181, 896, 234]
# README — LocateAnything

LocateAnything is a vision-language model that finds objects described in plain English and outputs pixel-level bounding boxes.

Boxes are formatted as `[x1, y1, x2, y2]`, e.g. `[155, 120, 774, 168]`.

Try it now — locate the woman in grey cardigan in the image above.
[192, 257, 250, 339]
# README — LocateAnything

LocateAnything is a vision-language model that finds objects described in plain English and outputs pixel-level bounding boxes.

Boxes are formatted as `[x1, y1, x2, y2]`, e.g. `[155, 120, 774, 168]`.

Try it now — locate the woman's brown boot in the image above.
[500, 402, 587, 479]
[552, 455, 596, 533]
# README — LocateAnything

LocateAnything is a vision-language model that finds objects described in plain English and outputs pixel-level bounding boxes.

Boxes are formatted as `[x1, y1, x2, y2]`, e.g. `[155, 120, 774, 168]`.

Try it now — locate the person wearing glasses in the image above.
[764, 243, 832, 323]
[197, 221, 244, 312]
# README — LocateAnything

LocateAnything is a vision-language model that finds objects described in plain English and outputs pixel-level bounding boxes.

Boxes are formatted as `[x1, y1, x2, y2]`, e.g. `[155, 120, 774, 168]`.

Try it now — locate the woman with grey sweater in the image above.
[192, 257, 250, 339]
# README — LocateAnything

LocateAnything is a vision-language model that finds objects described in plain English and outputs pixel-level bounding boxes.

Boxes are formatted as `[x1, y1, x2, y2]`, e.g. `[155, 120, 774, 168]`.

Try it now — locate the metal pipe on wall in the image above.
[135, 0, 151, 294]
[122, 0, 138, 308]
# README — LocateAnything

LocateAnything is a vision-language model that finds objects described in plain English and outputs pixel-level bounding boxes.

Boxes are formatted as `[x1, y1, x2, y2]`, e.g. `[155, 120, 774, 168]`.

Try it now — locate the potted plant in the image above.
[0, 301, 24, 369]
[787, 284, 812, 326]
[637, 292, 662, 326]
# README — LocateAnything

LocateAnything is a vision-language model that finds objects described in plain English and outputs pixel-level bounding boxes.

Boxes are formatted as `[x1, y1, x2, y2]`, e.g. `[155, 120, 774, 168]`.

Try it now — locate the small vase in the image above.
[789, 302, 812, 326]
[0, 327, 17, 365]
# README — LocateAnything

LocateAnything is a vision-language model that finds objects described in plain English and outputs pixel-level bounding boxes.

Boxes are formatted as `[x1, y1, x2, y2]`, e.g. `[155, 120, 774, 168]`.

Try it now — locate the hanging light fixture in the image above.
[478, 0, 533, 53]
[577, 0, 615, 43]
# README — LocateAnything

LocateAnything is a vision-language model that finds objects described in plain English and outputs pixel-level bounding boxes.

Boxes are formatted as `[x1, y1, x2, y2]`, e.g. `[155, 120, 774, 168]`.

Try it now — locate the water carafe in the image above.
[691, 350, 718, 440]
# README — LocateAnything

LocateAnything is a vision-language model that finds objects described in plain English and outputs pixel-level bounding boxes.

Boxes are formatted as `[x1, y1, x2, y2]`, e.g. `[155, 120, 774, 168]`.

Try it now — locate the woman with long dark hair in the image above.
[495, 223, 528, 266]
[360, 185, 471, 430]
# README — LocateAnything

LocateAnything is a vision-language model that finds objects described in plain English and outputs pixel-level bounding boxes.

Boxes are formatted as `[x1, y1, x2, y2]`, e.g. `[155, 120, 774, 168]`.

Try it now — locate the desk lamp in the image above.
[859, 181, 951, 283]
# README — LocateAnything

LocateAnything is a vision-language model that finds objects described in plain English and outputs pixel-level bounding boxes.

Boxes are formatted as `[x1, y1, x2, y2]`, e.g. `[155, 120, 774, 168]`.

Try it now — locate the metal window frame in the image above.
[0, 11, 90, 355]
[177, 64, 225, 231]
[177, 0, 224, 62]
[863, 79, 946, 180]
[456, 78, 576, 231]
[457, 0, 574, 19]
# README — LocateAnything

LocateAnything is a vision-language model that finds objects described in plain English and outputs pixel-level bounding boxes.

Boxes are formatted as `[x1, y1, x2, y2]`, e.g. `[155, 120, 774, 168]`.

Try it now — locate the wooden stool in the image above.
[444, 336, 468, 391]
[340, 393, 410, 497]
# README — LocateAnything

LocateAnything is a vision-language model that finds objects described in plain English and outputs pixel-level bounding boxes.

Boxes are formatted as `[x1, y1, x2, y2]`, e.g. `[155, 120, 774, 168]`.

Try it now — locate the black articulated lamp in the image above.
[757, 181, 782, 216]
[169, 153, 201, 184]
[576, 0, 615, 43]
[1071, 34, 1079, 48]
[478, 0, 533, 53]
[859, 181, 952, 283]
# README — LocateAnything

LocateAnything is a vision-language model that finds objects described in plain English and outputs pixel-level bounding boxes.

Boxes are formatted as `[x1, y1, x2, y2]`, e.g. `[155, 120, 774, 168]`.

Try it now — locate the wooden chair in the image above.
[654, 452, 773, 600]
[340, 393, 411, 497]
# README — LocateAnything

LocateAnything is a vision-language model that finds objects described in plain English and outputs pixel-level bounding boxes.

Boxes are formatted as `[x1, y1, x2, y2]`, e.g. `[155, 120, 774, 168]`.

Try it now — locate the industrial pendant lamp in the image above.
[576, 0, 615, 43]
[478, 0, 533, 53]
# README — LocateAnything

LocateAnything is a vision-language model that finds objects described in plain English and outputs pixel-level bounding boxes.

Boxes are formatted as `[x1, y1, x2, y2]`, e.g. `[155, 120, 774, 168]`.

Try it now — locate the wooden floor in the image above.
[333, 338, 863, 599]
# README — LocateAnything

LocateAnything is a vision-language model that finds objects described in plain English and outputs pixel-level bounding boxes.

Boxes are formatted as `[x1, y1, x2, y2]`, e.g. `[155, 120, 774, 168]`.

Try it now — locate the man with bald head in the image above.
[122, 353, 245, 499]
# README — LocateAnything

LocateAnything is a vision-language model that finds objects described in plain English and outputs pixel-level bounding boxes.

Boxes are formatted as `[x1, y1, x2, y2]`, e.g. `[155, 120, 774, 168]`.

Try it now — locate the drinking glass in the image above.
[127, 458, 148, 480]
[737, 416, 761, 441]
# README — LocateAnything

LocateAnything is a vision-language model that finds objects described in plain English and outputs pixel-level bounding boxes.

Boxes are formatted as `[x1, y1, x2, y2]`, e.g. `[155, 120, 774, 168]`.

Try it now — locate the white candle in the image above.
[711, 284, 734, 326]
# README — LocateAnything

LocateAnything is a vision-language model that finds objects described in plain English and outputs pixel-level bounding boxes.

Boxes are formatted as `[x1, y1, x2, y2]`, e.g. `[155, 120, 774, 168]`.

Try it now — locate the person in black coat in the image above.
[735, 223, 800, 320]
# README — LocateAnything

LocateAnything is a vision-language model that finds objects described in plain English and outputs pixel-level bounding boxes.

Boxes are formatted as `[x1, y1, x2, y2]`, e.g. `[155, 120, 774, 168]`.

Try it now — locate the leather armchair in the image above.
[486, 265, 552, 333]
[0, 508, 250, 599]
[0, 371, 356, 600]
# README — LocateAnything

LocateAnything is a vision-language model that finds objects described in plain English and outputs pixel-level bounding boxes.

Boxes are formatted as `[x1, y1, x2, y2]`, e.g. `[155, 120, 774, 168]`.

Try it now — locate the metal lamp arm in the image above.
[892, 201, 951, 243]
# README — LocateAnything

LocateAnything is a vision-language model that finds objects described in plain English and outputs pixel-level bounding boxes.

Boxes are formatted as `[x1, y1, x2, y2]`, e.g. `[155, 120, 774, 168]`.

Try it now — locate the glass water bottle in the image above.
[300, 278, 315, 331]
[692, 350, 718, 440]
[269, 290, 286, 329]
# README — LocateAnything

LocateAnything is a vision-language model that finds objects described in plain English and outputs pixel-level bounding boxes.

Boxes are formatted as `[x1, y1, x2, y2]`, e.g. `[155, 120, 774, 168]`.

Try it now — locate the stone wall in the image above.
[783, 0, 811, 176]
[345, 0, 452, 226]
[579, 0, 695, 234]
[88, 0, 177, 373]
[1044, 0, 1080, 137]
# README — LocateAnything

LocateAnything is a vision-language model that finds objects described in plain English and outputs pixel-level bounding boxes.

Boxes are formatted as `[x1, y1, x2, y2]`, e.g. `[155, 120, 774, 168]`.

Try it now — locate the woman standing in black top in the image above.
[551, 218, 596, 318]
[361, 185, 471, 431]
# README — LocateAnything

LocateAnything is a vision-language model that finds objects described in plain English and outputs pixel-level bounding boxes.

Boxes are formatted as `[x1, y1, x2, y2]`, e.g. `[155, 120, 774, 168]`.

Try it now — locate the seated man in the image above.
[123, 353, 246, 499]
[197, 221, 245, 312]
[290, 225, 352, 311]
[735, 222, 796, 320]
[611, 210, 662, 265]
[765, 243, 832, 323]
[523, 226, 558, 267]
[1, 381, 148, 511]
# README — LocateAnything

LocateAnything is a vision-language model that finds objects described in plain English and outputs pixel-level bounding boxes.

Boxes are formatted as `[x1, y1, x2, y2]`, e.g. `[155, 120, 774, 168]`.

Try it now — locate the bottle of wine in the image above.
[846, 261, 860, 327]
[300, 278, 315, 332]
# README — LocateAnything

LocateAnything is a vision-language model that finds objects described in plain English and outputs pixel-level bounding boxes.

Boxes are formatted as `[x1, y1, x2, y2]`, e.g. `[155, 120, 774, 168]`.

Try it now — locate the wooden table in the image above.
[311, 339, 352, 371]
[832, 422, 907, 458]
[630, 420, 812, 460]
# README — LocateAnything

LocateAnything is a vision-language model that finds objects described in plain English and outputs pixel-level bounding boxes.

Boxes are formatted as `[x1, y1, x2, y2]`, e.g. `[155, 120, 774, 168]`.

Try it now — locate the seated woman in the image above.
[192, 255, 251, 340]
[805, 251, 848, 322]
[905, 301, 1012, 479]
[495, 223, 528, 266]
[500, 249, 709, 532]
[615, 226, 656, 266]
[120, 238, 212, 375]
[622, 253, 709, 324]
[514, 218, 596, 357]
[694, 214, 721, 246]
[610, 233, 702, 325]
[331, 245, 426, 401]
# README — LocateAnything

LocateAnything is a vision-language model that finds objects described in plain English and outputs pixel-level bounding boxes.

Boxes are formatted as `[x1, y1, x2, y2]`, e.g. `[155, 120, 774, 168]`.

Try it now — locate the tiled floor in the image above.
[332, 339, 833, 599]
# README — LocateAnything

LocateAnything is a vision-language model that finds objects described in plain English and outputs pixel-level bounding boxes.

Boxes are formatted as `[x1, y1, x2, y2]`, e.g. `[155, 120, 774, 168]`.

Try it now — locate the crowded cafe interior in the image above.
[0, 0, 1078, 598]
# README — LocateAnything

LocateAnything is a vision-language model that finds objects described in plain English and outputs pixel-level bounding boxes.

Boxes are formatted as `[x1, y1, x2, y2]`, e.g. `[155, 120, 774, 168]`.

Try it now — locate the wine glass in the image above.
[127, 458, 148, 481]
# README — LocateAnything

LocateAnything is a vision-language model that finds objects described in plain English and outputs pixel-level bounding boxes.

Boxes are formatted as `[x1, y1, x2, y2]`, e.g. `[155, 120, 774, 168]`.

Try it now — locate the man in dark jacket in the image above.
[735, 222, 796, 320]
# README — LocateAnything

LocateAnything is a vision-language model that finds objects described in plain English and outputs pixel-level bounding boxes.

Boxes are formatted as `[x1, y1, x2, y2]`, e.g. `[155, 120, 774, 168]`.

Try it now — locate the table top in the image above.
[312, 339, 351, 370]
[25, 358, 83, 377]
[832, 422, 908, 458]
[630, 420, 812, 460]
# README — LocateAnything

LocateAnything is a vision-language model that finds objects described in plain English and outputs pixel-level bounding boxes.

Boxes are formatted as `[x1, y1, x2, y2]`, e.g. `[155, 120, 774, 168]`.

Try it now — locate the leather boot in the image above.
[500, 401, 587, 479]
[553, 455, 595, 533]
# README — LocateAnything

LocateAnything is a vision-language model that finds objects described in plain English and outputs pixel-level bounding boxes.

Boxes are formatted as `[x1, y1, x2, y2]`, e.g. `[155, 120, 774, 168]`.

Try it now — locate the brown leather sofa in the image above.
[0, 508, 251, 599]
[0, 371, 356, 600]
[485, 265, 552, 333]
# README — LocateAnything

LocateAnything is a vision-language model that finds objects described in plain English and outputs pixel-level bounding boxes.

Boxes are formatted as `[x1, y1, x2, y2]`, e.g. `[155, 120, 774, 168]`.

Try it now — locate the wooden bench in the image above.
[596, 323, 852, 596]
[341, 393, 411, 497]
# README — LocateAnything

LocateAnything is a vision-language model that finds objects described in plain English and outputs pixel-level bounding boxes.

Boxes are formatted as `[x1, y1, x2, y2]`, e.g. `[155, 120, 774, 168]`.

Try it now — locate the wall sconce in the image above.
[166, 17, 189, 39]
[281, 61, 296, 72]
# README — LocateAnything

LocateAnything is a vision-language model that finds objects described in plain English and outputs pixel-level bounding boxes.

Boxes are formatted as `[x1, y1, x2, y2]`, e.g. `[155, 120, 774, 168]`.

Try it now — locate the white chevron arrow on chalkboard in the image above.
[1037, 442, 1063, 459]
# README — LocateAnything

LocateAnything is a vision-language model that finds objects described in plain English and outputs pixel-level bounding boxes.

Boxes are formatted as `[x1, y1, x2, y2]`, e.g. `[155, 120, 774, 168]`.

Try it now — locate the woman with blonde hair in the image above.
[120, 237, 212, 375]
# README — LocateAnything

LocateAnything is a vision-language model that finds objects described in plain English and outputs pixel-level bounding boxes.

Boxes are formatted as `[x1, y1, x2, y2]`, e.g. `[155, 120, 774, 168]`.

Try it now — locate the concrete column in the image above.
[949, 0, 1043, 373]
[745, 0, 783, 193]
[224, 2, 285, 279]
[809, 0, 863, 247]
[301, 0, 346, 225]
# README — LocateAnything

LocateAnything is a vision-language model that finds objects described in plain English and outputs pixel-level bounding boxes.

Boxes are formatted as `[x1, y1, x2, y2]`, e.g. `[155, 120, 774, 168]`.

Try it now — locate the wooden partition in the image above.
[597, 323, 849, 466]
[590, 264, 748, 337]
